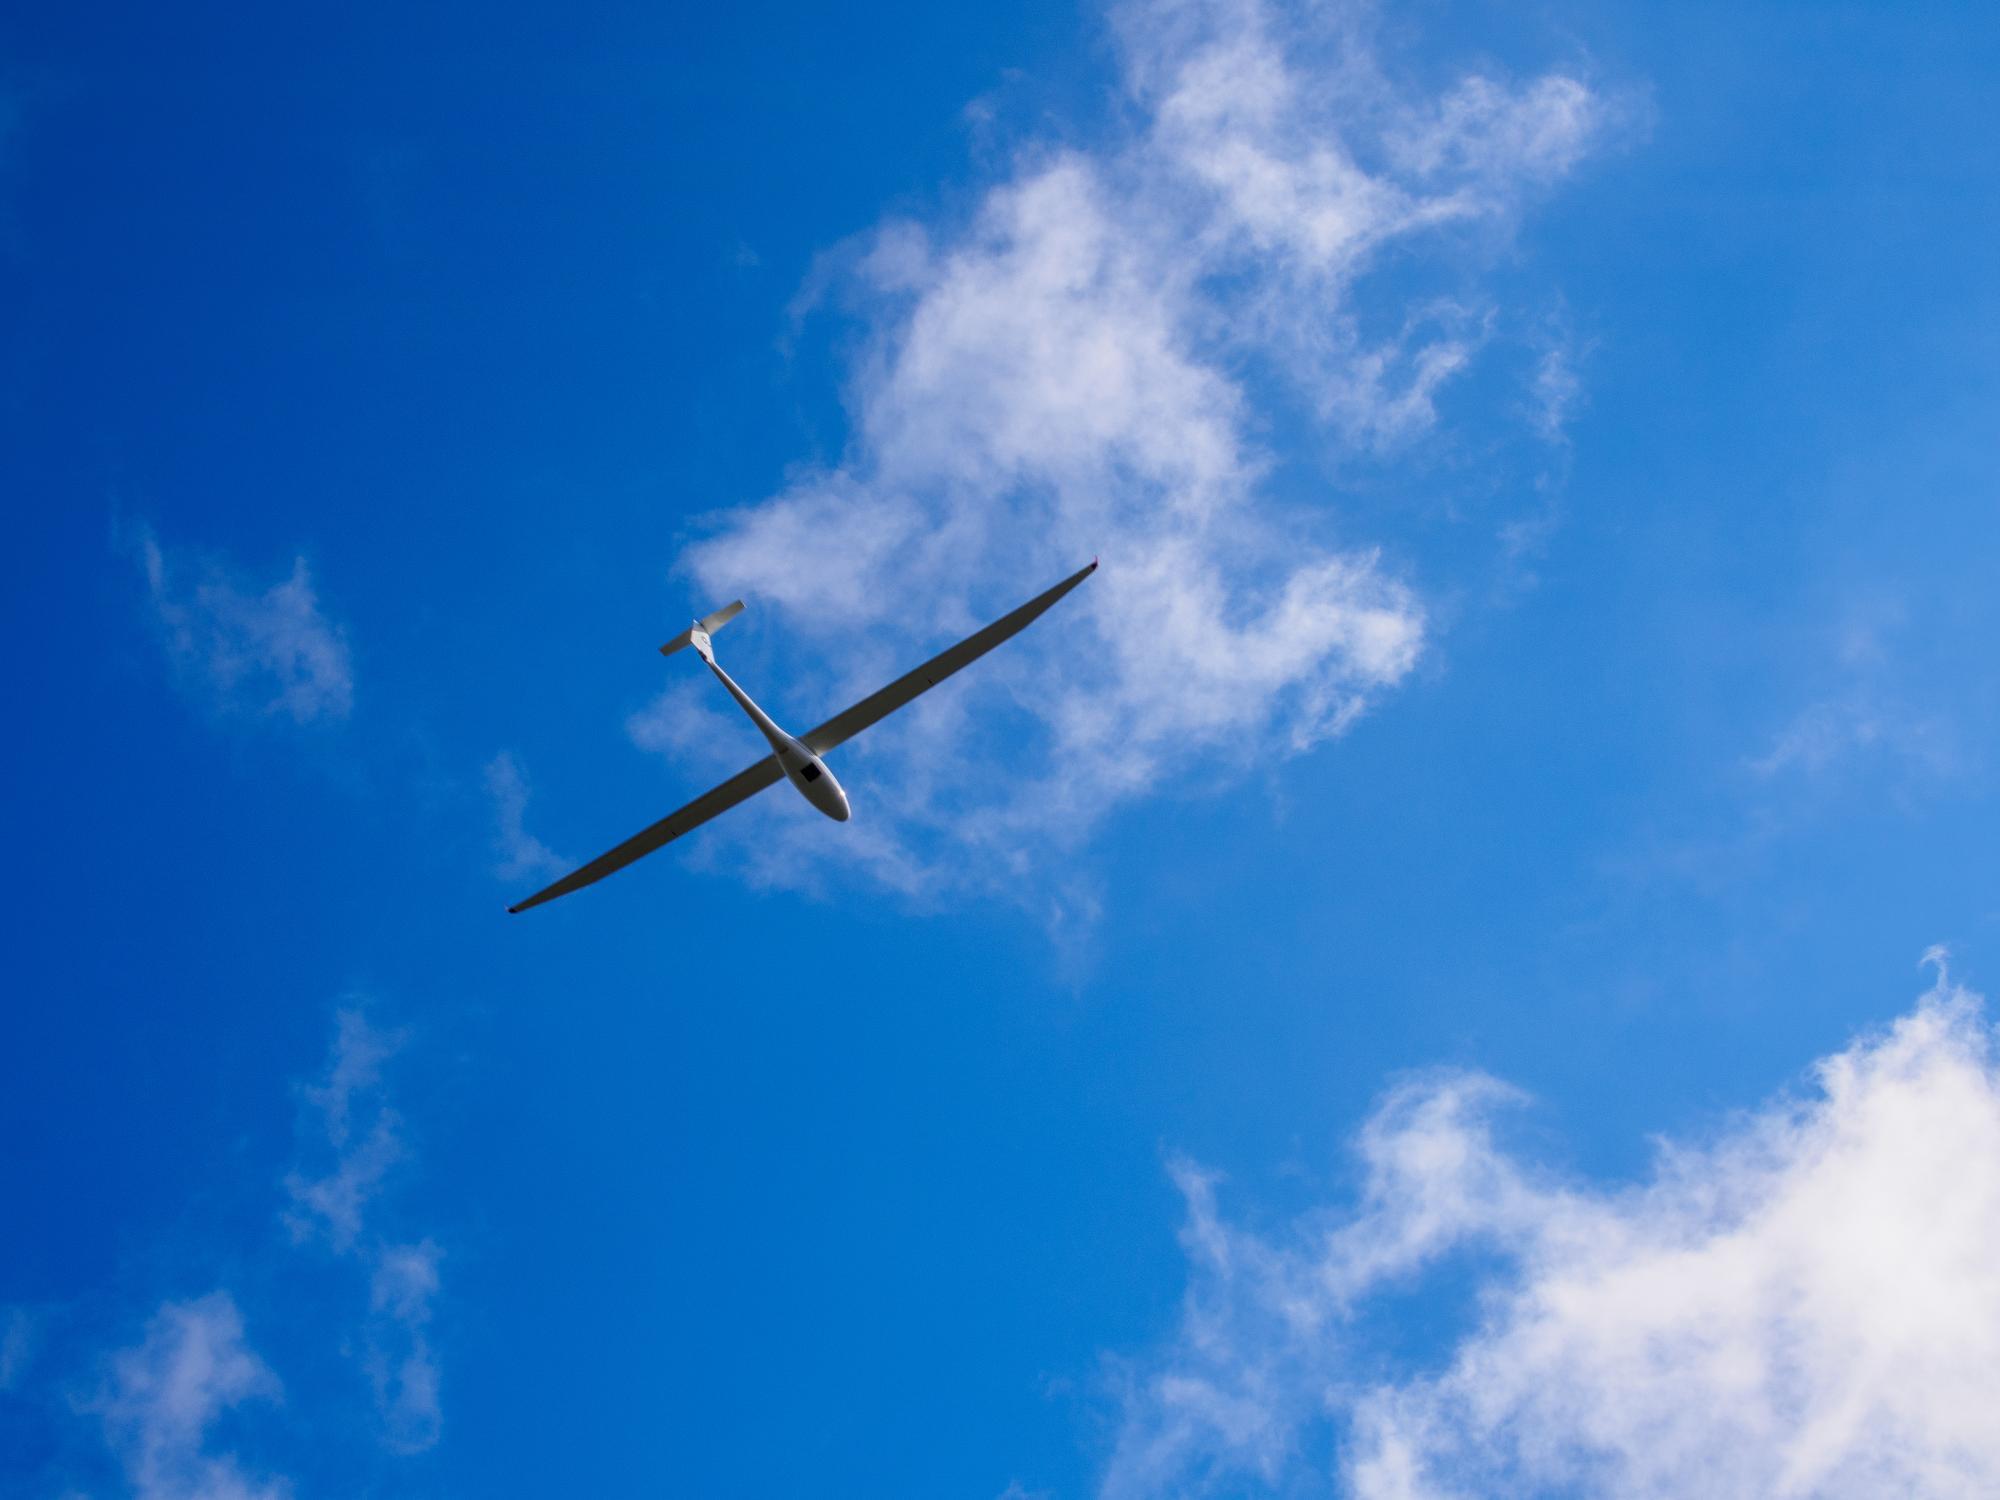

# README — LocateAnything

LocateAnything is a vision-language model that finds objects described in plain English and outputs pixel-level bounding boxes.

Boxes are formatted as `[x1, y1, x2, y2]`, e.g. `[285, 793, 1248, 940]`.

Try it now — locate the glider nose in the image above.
[827, 779, 851, 821]
[804, 781, 849, 820]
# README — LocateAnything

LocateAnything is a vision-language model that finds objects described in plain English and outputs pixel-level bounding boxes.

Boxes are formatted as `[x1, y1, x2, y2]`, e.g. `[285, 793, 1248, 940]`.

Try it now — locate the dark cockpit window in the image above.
[800, 763, 822, 782]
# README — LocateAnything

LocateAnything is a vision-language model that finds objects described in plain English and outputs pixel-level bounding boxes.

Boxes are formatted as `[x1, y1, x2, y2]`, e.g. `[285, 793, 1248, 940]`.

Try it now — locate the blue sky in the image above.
[5, 0, 2000, 1495]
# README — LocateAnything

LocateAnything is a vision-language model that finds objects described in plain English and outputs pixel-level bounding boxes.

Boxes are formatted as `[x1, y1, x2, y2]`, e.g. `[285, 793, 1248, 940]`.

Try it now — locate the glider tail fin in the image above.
[659, 600, 745, 660]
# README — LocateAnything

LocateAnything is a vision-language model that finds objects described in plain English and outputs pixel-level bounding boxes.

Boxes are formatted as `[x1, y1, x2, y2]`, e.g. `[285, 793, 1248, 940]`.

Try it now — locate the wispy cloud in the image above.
[1528, 339, 1585, 446]
[366, 1239, 444, 1455]
[55, 1006, 440, 1491]
[283, 1007, 443, 1452]
[1751, 695, 1944, 779]
[128, 523, 353, 725]
[283, 1008, 406, 1253]
[1749, 601, 1959, 785]
[0, 1305, 37, 1392]
[1101, 956, 2000, 1497]
[85, 1293, 288, 1500]
[647, 0, 1605, 903]
[482, 750, 568, 882]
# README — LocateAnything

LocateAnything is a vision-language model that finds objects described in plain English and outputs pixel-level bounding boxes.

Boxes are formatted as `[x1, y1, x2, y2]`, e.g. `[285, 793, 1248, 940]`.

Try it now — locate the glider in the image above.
[508, 559, 1097, 913]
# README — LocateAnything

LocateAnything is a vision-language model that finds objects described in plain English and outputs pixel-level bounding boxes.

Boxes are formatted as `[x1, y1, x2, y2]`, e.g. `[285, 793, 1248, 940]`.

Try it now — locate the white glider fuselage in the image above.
[688, 627, 850, 823]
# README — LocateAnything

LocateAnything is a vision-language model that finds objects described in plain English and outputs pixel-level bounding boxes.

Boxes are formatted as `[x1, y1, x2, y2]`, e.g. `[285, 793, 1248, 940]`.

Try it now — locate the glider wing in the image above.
[506, 756, 784, 913]
[506, 560, 1096, 913]
[803, 559, 1097, 755]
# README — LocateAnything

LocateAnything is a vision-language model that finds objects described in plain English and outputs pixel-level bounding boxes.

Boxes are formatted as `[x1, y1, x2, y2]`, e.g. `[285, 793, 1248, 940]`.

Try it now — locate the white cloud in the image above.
[59, 1008, 440, 1490]
[131, 525, 354, 725]
[283, 1008, 405, 1253]
[1751, 694, 1956, 782]
[483, 751, 568, 882]
[1101, 957, 2000, 1498]
[1749, 603, 1959, 785]
[1529, 342, 1584, 445]
[1388, 75, 1602, 186]
[0, 1305, 37, 1391]
[367, 1240, 443, 1455]
[86, 1293, 287, 1500]
[659, 0, 1602, 902]
[282, 1007, 443, 1453]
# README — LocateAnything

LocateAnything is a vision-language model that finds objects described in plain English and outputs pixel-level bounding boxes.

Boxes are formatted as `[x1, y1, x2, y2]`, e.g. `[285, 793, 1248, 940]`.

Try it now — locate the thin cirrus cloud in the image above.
[84, 1293, 287, 1500]
[70, 1007, 440, 1493]
[0, 1306, 35, 1391]
[365, 1240, 445, 1456]
[1751, 694, 1956, 782]
[282, 1007, 443, 1454]
[1099, 954, 2000, 1498]
[482, 750, 569, 883]
[129, 523, 354, 726]
[1746, 600, 1964, 791]
[643, 0, 1607, 901]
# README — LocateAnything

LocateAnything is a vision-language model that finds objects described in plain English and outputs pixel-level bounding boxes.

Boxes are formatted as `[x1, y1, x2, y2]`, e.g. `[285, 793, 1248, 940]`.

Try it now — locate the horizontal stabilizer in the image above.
[659, 600, 745, 657]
